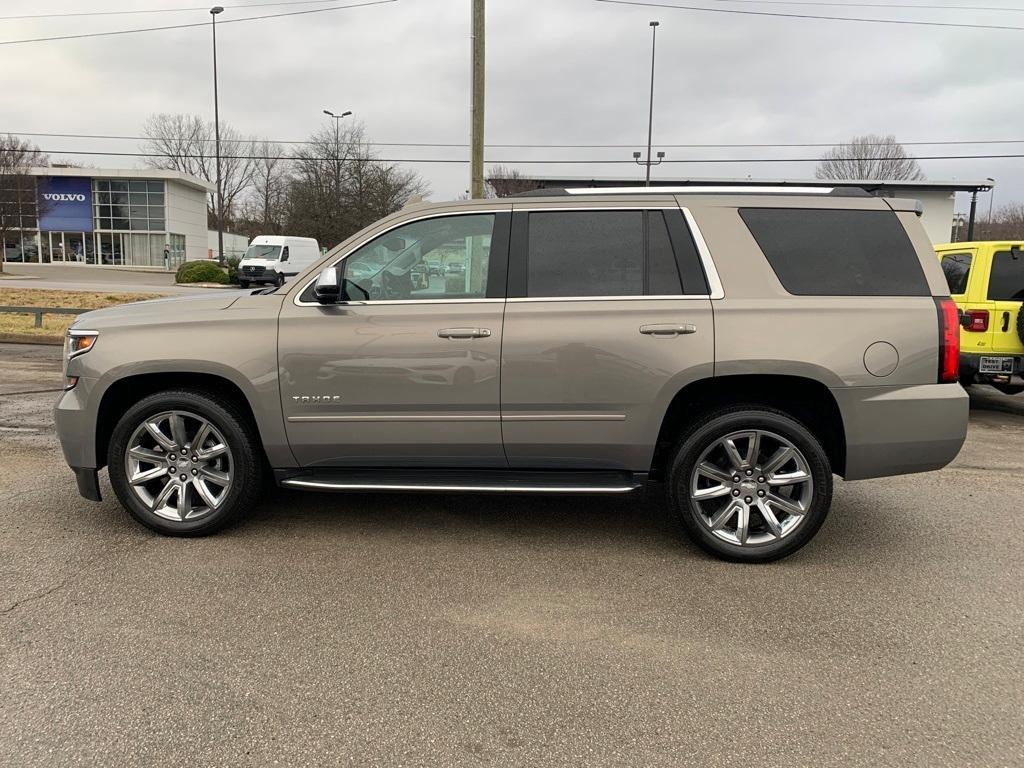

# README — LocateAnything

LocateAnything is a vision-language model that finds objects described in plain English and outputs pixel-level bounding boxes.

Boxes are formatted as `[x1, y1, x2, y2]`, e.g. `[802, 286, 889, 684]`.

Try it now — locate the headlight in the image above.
[65, 329, 99, 362]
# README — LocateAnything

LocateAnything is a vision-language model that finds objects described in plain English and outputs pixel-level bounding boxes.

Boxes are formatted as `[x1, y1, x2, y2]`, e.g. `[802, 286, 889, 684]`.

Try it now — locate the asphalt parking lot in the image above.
[1, 342, 1022, 767]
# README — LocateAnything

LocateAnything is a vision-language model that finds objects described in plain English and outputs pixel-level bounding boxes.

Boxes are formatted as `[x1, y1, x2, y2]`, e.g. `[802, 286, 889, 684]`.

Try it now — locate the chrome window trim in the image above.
[293, 209, 510, 307]
[507, 295, 708, 303]
[293, 204, 724, 306]
[681, 206, 725, 299]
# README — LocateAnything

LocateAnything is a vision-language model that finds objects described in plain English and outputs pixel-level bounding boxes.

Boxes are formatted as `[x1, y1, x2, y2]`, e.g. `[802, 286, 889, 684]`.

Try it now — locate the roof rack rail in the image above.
[513, 185, 872, 198]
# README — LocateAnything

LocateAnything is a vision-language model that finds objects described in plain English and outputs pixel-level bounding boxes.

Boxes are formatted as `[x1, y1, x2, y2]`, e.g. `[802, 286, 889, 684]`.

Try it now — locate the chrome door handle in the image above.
[437, 327, 491, 339]
[640, 323, 697, 337]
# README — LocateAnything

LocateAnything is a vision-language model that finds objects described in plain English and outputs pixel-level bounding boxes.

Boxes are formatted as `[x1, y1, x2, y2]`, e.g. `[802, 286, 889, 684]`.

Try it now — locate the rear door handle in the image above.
[438, 327, 491, 339]
[640, 323, 697, 337]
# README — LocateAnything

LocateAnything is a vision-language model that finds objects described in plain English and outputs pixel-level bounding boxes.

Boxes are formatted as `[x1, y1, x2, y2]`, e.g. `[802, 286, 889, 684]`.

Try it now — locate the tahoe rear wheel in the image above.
[668, 407, 833, 563]
[107, 390, 262, 536]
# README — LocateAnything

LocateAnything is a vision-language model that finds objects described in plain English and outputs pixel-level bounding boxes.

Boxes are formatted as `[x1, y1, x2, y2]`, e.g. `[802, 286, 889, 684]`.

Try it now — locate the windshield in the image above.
[244, 245, 281, 261]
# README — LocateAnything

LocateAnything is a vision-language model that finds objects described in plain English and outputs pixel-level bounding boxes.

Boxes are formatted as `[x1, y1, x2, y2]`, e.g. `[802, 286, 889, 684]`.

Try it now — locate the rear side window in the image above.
[987, 250, 1024, 301]
[522, 209, 707, 298]
[739, 208, 930, 296]
[528, 211, 644, 297]
[940, 253, 973, 295]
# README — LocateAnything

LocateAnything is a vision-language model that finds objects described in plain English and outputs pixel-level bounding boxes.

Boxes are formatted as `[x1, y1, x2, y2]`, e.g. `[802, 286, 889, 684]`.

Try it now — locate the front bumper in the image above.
[960, 352, 1024, 386]
[832, 383, 968, 481]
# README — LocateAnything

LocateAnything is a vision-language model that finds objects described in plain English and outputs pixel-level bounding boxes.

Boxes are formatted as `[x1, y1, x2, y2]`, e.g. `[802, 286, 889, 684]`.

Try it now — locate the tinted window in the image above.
[739, 208, 930, 296]
[648, 211, 682, 295]
[940, 252, 972, 295]
[988, 250, 1024, 301]
[528, 211, 644, 297]
[340, 214, 495, 301]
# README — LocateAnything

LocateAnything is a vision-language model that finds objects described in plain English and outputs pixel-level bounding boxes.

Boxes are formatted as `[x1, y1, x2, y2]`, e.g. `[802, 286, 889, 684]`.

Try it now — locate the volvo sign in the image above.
[38, 177, 93, 232]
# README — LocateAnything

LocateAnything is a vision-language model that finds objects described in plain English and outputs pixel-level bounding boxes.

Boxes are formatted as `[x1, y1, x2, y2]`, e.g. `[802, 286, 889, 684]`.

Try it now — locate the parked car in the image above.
[56, 188, 967, 562]
[936, 241, 1024, 395]
[239, 236, 320, 288]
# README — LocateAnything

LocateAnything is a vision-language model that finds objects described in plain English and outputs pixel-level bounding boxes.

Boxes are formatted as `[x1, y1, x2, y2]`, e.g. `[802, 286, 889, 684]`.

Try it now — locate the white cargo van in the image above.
[238, 236, 320, 288]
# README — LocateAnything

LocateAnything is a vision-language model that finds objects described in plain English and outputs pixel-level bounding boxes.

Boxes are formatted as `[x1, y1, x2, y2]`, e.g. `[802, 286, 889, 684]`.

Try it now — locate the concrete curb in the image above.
[173, 282, 237, 289]
[0, 333, 62, 346]
[0, 275, 40, 281]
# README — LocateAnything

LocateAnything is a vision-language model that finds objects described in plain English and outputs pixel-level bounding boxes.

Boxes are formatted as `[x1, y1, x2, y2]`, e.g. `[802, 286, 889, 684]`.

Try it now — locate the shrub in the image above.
[225, 255, 241, 285]
[175, 260, 229, 284]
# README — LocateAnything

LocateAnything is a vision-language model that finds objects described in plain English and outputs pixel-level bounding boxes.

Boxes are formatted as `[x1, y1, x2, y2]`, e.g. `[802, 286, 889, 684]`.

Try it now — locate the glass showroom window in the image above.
[93, 179, 166, 233]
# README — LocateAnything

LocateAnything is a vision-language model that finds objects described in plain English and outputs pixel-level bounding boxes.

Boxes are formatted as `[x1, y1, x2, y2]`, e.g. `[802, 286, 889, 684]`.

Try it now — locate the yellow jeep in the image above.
[936, 241, 1024, 395]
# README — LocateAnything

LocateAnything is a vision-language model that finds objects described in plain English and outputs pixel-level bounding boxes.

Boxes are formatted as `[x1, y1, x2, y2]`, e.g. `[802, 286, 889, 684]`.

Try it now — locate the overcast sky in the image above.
[3, 0, 1023, 216]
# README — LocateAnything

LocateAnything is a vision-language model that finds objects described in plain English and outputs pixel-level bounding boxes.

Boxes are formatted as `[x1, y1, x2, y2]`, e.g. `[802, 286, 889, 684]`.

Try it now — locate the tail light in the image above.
[937, 298, 960, 383]
[962, 309, 989, 332]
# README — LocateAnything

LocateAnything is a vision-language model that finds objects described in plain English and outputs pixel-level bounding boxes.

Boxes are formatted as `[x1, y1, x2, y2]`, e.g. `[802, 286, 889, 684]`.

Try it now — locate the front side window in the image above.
[940, 252, 973, 295]
[280, 246, 290, 262]
[340, 214, 495, 301]
[988, 250, 1024, 301]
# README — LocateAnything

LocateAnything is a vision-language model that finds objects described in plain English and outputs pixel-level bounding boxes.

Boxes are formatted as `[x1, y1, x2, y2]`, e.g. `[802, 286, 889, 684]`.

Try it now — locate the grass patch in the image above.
[0, 288, 166, 341]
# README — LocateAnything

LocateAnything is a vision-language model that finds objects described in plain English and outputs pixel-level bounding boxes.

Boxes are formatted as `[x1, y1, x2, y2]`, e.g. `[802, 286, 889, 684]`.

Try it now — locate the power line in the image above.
[0, 0, 347, 22]
[595, 0, 1024, 30]
[27, 147, 1024, 163]
[9, 130, 1024, 149]
[0, 0, 396, 47]
[697, 0, 1024, 12]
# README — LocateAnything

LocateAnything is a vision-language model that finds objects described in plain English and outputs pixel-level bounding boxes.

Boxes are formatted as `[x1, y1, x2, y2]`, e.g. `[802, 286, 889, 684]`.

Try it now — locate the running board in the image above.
[278, 469, 644, 495]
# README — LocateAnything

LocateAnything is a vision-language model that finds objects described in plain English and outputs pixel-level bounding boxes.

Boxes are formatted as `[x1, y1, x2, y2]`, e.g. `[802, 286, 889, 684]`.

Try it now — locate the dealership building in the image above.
[4, 167, 216, 269]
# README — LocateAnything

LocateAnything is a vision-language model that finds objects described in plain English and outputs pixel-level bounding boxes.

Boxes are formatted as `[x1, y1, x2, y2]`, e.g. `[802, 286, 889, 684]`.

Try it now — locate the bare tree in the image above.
[486, 165, 541, 197]
[140, 113, 255, 228]
[815, 134, 925, 182]
[287, 121, 427, 248]
[0, 135, 48, 273]
[967, 202, 1024, 241]
[243, 140, 291, 235]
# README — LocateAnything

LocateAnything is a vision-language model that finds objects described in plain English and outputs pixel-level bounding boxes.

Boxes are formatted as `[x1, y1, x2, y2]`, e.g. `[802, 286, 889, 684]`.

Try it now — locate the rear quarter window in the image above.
[739, 208, 931, 297]
[987, 250, 1024, 301]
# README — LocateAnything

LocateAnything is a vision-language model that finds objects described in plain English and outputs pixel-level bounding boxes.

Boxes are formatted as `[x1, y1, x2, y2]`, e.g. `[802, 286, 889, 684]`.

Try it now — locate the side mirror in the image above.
[314, 267, 341, 304]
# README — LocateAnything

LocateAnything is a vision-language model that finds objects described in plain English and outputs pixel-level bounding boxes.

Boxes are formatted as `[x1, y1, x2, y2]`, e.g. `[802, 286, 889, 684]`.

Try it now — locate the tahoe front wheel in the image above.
[107, 390, 263, 536]
[668, 407, 833, 563]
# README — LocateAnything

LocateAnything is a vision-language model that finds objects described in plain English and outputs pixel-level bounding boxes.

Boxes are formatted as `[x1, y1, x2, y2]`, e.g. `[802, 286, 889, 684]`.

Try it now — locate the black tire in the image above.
[1016, 305, 1024, 347]
[239, 280, 250, 289]
[275, 273, 285, 288]
[993, 383, 1024, 396]
[107, 389, 263, 536]
[667, 406, 833, 563]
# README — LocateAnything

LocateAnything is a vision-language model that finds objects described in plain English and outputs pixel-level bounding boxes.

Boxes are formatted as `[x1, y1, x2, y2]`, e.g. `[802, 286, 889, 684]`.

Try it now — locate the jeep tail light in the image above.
[937, 298, 960, 384]
[962, 309, 989, 332]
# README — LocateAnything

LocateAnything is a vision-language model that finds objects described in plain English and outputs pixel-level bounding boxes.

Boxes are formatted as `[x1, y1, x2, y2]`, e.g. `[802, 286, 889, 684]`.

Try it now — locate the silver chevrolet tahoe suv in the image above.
[55, 187, 968, 562]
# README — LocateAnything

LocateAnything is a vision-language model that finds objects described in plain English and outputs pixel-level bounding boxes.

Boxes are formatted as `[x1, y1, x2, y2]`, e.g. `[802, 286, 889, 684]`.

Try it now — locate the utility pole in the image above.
[645, 20, 659, 186]
[210, 6, 225, 265]
[470, 0, 485, 198]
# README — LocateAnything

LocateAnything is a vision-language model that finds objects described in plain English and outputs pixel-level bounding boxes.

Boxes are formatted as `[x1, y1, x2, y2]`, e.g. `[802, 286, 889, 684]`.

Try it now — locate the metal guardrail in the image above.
[0, 305, 89, 329]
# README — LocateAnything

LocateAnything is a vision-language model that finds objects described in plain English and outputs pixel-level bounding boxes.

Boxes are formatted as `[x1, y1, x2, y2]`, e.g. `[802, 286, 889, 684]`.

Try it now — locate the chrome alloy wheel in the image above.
[689, 429, 814, 547]
[124, 410, 234, 522]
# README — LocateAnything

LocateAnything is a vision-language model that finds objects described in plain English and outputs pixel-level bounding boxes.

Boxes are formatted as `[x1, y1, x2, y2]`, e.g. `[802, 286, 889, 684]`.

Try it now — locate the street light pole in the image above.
[645, 20, 659, 186]
[323, 109, 352, 226]
[210, 6, 224, 265]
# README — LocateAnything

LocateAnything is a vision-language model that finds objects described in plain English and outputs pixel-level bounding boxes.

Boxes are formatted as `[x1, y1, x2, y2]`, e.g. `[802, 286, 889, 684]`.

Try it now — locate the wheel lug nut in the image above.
[758, 476, 765, 483]
[191, 468, 198, 476]
[191, 456, 198, 462]
[745, 496, 753, 504]
[732, 489, 740, 497]
[745, 469, 753, 476]
[758, 490, 766, 497]
[169, 454, 176, 461]
[733, 475, 741, 482]
[179, 474, 187, 481]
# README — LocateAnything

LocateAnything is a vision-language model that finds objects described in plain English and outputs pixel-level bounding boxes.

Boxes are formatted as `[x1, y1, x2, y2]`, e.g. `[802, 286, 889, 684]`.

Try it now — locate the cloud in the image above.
[4, 0, 1020, 212]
